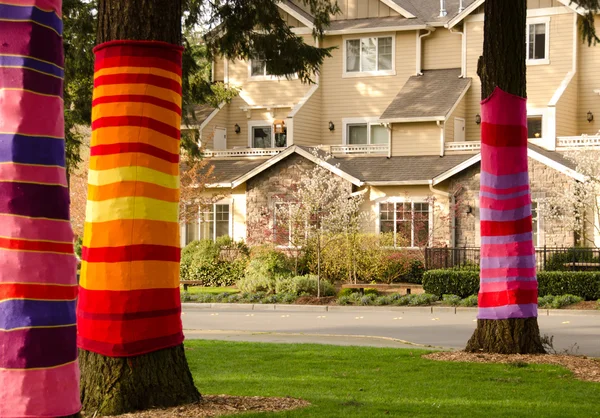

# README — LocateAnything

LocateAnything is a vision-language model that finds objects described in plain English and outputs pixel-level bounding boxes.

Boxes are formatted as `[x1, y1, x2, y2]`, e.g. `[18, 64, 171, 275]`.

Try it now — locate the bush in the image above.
[292, 275, 336, 297]
[337, 296, 352, 305]
[237, 274, 277, 294]
[363, 288, 379, 296]
[408, 294, 439, 306]
[442, 294, 462, 307]
[261, 294, 279, 304]
[545, 249, 600, 271]
[274, 277, 297, 294]
[74, 236, 83, 259]
[338, 288, 356, 298]
[180, 240, 248, 287]
[277, 293, 298, 304]
[538, 294, 583, 309]
[537, 271, 600, 301]
[459, 295, 478, 307]
[375, 296, 392, 306]
[360, 294, 377, 306]
[380, 252, 425, 284]
[240, 246, 293, 293]
[422, 270, 479, 298]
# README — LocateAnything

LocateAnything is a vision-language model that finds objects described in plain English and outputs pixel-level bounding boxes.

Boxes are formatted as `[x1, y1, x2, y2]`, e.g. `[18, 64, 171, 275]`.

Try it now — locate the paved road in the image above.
[182, 305, 600, 356]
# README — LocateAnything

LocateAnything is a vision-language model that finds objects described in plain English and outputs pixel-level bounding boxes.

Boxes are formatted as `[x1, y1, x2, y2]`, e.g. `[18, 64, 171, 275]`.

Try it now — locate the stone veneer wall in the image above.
[449, 158, 577, 248]
[245, 153, 353, 245]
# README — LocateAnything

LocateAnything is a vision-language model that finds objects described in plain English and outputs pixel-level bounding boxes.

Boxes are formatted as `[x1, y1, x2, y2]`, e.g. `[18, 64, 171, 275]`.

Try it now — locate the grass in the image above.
[185, 340, 600, 417]
[182, 286, 240, 295]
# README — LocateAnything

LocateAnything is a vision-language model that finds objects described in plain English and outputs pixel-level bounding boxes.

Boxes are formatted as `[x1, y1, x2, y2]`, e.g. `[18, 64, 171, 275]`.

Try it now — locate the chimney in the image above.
[459, 0, 464, 12]
[439, 0, 447, 17]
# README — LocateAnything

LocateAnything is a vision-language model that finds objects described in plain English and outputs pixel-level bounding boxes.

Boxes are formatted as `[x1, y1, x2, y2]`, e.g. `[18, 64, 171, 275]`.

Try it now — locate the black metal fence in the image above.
[425, 247, 600, 272]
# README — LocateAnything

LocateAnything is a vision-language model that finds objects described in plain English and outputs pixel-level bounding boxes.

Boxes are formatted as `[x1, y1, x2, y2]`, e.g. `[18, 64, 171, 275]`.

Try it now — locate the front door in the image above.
[454, 118, 465, 142]
[214, 127, 227, 150]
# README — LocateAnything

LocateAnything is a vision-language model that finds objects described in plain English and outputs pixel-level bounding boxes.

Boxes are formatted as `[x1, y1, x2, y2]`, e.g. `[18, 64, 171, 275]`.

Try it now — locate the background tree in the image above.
[466, 0, 599, 354]
[542, 148, 600, 248]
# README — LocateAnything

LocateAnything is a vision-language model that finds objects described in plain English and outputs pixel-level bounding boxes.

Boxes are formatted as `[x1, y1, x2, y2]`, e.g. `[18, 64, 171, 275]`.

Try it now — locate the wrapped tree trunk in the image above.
[0, 0, 81, 416]
[466, 0, 545, 354]
[77, 0, 200, 414]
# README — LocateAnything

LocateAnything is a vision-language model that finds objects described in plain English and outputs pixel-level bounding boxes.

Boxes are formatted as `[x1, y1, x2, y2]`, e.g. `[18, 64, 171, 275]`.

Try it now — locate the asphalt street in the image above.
[182, 304, 600, 356]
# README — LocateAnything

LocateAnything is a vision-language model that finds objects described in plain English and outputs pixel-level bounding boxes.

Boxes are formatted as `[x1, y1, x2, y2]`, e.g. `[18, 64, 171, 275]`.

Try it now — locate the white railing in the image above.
[204, 148, 286, 158]
[557, 135, 600, 149]
[330, 144, 389, 155]
[445, 141, 481, 152]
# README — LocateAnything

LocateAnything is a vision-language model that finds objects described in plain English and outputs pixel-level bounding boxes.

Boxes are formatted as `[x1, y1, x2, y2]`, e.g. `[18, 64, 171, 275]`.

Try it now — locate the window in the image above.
[184, 203, 231, 245]
[526, 19, 549, 64]
[252, 126, 272, 148]
[345, 36, 394, 75]
[527, 116, 543, 139]
[344, 119, 390, 146]
[250, 55, 271, 77]
[379, 202, 430, 247]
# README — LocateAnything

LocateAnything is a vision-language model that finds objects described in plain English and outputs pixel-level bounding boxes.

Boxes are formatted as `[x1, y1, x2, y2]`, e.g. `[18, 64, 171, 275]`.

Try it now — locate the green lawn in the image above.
[182, 286, 240, 295]
[185, 340, 599, 417]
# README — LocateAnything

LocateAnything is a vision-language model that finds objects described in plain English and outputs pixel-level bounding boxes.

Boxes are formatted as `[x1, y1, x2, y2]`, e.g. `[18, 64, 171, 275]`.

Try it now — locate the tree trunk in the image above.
[78, 0, 200, 414]
[466, 0, 545, 354]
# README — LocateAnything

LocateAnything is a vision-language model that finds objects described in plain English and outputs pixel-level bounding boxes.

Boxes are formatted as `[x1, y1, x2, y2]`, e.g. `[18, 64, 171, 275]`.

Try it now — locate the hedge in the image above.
[423, 269, 600, 301]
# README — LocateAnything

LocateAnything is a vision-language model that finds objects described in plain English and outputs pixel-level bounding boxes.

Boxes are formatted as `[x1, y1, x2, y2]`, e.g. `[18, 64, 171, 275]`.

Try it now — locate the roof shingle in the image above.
[380, 69, 471, 121]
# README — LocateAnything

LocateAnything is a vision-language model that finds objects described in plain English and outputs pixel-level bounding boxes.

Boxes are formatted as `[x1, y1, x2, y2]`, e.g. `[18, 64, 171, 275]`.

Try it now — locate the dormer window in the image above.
[344, 35, 395, 77]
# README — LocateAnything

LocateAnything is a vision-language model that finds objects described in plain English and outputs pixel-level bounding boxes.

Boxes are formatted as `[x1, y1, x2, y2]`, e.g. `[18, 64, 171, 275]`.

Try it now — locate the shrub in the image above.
[180, 240, 248, 287]
[74, 236, 83, 259]
[392, 295, 410, 306]
[375, 296, 392, 306]
[360, 294, 377, 306]
[459, 294, 478, 307]
[337, 296, 352, 305]
[422, 270, 479, 298]
[277, 293, 298, 304]
[338, 288, 356, 298]
[380, 252, 425, 284]
[537, 272, 600, 301]
[408, 294, 439, 306]
[196, 293, 215, 303]
[241, 246, 292, 293]
[274, 277, 297, 295]
[442, 294, 462, 307]
[349, 292, 363, 304]
[261, 294, 279, 304]
[363, 288, 379, 296]
[237, 274, 277, 294]
[292, 275, 336, 297]
[180, 291, 192, 302]
[227, 294, 243, 303]
[538, 295, 555, 308]
[545, 249, 599, 271]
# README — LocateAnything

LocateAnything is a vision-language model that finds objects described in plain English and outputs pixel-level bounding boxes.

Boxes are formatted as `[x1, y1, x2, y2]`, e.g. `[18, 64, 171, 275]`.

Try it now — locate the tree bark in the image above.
[79, 1, 200, 414]
[467, 0, 545, 354]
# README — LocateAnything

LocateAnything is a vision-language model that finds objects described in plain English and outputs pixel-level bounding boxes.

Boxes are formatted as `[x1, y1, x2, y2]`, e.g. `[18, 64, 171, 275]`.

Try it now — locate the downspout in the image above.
[429, 181, 456, 248]
[416, 29, 433, 76]
[449, 26, 466, 78]
[437, 120, 445, 156]
[439, 0, 447, 17]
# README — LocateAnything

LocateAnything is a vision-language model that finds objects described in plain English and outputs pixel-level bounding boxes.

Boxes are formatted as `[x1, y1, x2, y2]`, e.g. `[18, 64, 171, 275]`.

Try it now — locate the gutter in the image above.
[449, 26, 466, 78]
[437, 120, 445, 157]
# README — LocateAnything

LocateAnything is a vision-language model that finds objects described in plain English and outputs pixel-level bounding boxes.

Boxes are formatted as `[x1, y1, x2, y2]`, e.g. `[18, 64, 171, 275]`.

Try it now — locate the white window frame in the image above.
[199, 201, 233, 241]
[343, 34, 396, 78]
[248, 59, 299, 81]
[526, 109, 545, 142]
[526, 17, 550, 66]
[376, 199, 433, 249]
[342, 117, 390, 146]
[248, 120, 275, 148]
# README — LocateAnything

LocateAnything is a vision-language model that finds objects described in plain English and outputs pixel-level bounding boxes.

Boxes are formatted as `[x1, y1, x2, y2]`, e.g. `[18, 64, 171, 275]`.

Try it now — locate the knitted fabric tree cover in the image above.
[0, 0, 81, 416]
[77, 41, 185, 357]
[478, 88, 538, 319]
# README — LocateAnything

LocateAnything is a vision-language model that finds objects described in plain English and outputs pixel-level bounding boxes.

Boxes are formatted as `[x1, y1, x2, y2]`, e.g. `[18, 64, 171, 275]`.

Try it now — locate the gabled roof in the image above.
[326, 16, 426, 34]
[203, 158, 267, 188]
[380, 69, 471, 122]
[396, 0, 479, 24]
[277, 1, 315, 28]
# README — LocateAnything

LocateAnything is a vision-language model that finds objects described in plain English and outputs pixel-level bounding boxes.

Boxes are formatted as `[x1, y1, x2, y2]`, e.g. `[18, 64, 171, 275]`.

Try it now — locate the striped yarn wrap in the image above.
[77, 41, 185, 357]
[478, 88, 538, 320]
[0, 0, 81, 416]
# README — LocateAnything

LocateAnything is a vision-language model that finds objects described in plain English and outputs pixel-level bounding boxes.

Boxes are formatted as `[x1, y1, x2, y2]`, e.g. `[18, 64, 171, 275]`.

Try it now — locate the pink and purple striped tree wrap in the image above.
[0, 0, 81, 416]
[478, 87, 538, 320]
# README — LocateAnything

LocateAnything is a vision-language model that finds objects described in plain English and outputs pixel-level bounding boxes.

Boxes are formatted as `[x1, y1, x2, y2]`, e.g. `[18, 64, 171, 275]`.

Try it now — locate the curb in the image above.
[182, 303, 600, 316]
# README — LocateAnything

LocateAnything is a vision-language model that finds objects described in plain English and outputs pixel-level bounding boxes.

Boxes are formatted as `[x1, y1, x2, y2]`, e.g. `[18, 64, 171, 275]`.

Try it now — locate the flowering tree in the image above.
[276, 150, 367, 296]
[542, 148, 600, 248]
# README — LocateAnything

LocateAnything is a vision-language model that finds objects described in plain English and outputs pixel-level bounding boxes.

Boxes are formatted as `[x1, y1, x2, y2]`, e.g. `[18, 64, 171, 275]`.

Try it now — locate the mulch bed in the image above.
[106, 395, 310, 417]
[424, 352, 600, 383]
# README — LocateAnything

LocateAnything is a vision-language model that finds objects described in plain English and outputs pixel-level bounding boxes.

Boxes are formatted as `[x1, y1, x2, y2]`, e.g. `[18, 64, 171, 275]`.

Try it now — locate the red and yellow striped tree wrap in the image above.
[77, 41, 184, 357]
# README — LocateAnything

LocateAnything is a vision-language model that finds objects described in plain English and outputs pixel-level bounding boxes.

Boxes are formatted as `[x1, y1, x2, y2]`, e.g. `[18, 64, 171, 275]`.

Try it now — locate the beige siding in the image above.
[578, 16, 600, 135]
[555, 72, 579, 137]
[527, 13, 575, 108]
[445, 97, 467, 143]
[392, 122, 441, 156]
[214, 58, 224, 82]
[332, 0, 397, 20]
[200, 106, 227, 149]
[320, 31, 416, 146]
[423, 29, 462, 70]
[527, 0, 562, 8]
[279, 9, 303, 28]
[464, 19, 483, 142]
[292, 88, 322, 146]
[198, 185, 247, 242]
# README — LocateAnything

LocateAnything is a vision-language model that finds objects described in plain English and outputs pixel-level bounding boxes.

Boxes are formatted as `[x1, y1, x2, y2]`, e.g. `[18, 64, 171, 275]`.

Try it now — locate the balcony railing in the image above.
[203, 148, 286, 158]
[557, 135, 600, 149]
[445, 141, 481, 152]
[329, 144, 389, 155]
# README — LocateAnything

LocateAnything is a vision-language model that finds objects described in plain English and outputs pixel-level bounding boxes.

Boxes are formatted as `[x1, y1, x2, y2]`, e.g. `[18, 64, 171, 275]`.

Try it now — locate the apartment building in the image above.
[182, 0, 600, 249]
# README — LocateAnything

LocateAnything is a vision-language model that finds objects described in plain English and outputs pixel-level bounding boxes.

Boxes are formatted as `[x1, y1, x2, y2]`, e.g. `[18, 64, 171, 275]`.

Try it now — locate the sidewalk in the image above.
[183, 302, 600, 316]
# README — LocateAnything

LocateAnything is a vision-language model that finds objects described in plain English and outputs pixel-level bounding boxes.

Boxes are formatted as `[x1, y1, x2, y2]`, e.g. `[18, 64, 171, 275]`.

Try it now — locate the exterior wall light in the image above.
[234, 124, 241, 134]
[475, 114, 481, 125]
[587, 111, 594, 123]
[328, 121, 335, 131]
